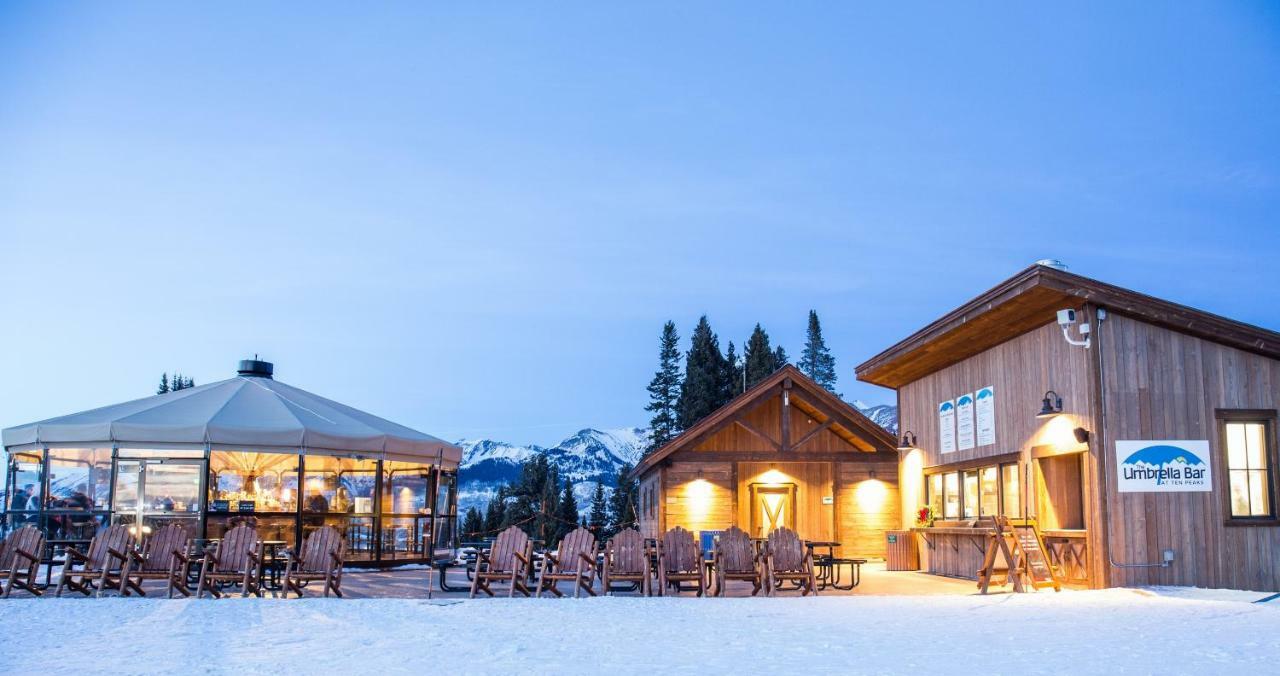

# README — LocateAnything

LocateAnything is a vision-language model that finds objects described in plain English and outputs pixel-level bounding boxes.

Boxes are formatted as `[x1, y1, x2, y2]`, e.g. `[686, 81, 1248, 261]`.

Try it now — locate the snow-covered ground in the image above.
[0, 588, 1276, 675]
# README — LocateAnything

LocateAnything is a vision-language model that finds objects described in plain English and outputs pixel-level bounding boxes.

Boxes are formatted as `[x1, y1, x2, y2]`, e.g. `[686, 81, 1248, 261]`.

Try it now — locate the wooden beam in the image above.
[678, 451, 895, 464]
[780, 379, 792, 452]
[790, 419, 833, 451]
[734, 419, 781, 452]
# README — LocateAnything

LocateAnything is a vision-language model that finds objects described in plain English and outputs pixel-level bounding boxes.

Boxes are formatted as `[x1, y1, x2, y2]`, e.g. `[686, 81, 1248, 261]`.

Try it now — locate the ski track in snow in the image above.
[1, 589, 1276, 675]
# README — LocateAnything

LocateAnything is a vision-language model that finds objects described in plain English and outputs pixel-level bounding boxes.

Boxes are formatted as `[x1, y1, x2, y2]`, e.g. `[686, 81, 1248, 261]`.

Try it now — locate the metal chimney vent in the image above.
[1035, 258, 1068, 271]
[237, 358, 274, 379]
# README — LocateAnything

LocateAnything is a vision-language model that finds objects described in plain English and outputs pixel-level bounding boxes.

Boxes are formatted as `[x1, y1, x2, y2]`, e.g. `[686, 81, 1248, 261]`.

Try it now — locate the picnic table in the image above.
[804, 540, 864, 590]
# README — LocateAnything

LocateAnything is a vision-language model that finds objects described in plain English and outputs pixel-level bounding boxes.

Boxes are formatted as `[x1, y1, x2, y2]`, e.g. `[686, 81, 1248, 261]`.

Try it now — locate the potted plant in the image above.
[915, 505, 936, 528]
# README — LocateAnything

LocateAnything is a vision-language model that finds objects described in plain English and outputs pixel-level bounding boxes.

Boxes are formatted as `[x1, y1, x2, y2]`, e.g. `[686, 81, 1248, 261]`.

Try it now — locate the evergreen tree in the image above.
[774, 345, 789, 367]
[588, 482, 608, 533]
[744, 324, 779, 388]
[157, 373, 170, 395]
[677, 316, 730, 429]
[461, 506, 484, 539]
[644, 321, 683, 454]
[483, 486, 507, 534]
[557, 478, 580, 541]
[184, 376, 195, 389]
[799, 310, 838, 393]
[723, 340, 744, 397]
[606, 462, 639, 536]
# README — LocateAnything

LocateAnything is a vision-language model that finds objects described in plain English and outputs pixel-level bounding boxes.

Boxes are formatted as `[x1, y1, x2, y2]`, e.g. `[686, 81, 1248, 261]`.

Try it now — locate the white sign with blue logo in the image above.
[1115, 440, 1212, 493]
[939, 399, 956, 454]
[956, 393, 975, 450]
[976, 386, 995, 446]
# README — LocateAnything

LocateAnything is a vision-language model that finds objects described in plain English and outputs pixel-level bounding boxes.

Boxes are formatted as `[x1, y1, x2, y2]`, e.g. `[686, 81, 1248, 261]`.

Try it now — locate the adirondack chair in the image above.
[469, 525, 533, 598]
[713, 526, 764, 596]
[196, 524, 263, 598]
[764, 527, 818, 596]
[283, 525, 345, 598]
[536, 527, 598, 598]
[601, 528, 650, 596]
[121, 523, 193, 598]
[657, 526, 705, 597]
[56, 523, 134, 597]
[0, 526, 45, 598]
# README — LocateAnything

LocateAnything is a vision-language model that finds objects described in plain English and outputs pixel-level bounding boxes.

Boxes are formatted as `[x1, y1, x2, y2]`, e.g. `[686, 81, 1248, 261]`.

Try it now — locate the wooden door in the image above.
[749, 483, 796, 538]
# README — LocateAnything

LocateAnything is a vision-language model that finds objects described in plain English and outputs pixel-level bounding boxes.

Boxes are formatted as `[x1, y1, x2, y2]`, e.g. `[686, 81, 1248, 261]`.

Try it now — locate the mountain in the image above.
[456, 404, 895, 514]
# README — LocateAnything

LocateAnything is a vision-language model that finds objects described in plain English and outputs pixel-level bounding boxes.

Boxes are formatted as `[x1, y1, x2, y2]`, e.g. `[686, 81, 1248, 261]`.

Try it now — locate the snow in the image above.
[2, 588, 1276, 674]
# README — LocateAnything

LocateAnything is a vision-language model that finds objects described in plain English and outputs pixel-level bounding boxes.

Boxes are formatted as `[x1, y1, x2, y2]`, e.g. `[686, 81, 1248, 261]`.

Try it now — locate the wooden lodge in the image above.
[632, 366, 900, 560]
[856, 263, 1280, 592]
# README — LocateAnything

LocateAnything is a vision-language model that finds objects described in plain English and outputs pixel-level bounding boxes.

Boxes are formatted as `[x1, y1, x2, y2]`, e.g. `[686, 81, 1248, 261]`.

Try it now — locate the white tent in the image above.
[2, 362, 461, 468]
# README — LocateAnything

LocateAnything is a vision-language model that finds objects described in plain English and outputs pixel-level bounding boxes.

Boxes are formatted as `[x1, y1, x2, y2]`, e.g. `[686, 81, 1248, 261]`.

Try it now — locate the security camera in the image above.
[1057, 308, 1090, 348]
[1056, 309, 1077, 326]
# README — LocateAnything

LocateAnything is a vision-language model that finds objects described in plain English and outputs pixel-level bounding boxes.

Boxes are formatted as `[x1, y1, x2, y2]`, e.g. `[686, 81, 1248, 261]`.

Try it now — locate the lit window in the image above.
[1001, 463, 1021, 517]
[928, 474, 943, 518]
[1225, 420, 1273, 518]
[962, 471, 979, 519]
[979, 466, 999, 517]
[943, 472, 960, 519]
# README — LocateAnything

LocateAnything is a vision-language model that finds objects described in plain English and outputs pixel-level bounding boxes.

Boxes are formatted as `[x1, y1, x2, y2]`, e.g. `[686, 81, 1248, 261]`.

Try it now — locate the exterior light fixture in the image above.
[1037, 391, 1063, 419]
[896, 431, 918, 451]
[1073, 427, 1090, 444]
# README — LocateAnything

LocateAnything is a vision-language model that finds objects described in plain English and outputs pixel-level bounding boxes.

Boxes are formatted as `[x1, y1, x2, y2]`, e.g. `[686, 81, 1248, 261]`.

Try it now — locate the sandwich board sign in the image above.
[1115, 440, 1212, 493]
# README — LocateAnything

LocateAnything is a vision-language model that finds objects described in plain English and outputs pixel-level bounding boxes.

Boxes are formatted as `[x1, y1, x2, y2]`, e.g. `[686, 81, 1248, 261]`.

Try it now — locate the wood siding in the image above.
[1098, 312, 1280, 591]
[836, 459, 900, 558]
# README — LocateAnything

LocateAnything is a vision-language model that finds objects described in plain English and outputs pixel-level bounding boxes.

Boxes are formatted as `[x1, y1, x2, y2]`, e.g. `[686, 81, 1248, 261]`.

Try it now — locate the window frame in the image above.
[1216, 409, 1280, 526]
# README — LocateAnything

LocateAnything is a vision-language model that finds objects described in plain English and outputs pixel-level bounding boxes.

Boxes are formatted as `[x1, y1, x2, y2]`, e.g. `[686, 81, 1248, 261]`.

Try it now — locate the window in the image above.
[942, 472, 960, 519]
[1221, 415, 1275, 519]
[962, 471, 979, 518]
[979, 466, 999, 517]
[1001, 463, 1021, 517]
[928, 474, 943, 518]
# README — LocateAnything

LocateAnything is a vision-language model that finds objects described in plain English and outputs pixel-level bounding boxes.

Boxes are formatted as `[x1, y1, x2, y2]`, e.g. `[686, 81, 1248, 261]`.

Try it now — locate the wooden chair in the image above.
[657, 526, 705, 597]
[764, 527, 818, 596]
[56, 523, 133, 598]
[121, 523, 193, 598]
[536, 527, 598, 598]
[196, 524, 263, 598]
[713, 526, 764, 596]
[283, 526, 345, 598]
[469, 525, 533, 598]
[601, 528, 650, 596]
[0, 526, 45, 598]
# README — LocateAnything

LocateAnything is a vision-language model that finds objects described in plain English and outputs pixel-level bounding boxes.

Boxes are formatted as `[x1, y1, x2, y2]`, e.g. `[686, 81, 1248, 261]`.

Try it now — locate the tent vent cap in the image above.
[237, 359, 274, 379]
[1035, 258, 1068, 271]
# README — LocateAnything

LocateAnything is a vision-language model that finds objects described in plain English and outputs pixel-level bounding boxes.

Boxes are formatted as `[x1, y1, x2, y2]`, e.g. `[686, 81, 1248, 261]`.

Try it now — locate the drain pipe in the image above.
[1096, 306, 1172, 571]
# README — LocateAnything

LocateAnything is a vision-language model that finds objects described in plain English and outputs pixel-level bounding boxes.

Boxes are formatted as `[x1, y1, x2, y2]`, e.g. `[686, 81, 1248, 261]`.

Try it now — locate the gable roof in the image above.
[631, 365, 898, 478]
[855, 264, 1280, 389]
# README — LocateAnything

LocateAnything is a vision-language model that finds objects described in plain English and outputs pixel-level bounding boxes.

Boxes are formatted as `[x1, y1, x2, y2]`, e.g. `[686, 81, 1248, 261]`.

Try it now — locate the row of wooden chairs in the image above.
[0, 523, 345, 599]
[469, 524, 818, 598]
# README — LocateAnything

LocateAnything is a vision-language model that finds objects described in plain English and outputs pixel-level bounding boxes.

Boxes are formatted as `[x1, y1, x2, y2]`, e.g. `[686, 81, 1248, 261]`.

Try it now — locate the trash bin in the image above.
[885, 530, 919, 571]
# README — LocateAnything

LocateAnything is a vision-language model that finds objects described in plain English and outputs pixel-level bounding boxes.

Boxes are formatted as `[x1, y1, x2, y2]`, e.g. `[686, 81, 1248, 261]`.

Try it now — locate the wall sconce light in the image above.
[896, 431, 918, 451]
[1036, 391, 1063, 419]
[869, 469, 878, 480]
[696, 468, 704, 479]
[1073, 427, 1090, 444]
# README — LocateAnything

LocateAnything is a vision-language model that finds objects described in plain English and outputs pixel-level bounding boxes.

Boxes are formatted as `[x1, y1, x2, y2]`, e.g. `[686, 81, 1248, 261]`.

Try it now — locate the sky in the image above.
[1, 2, 1278, 447]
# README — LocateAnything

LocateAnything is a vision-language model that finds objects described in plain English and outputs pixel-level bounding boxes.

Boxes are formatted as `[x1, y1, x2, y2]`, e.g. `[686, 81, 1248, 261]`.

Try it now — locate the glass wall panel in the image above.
[209, 452, 299, 513]
[433, 471, 457, 554]
[303, 456, 378, 561]
[46, 448, 111, 511]
[381, 461, 433, 560]
[6, 451, 43, 521]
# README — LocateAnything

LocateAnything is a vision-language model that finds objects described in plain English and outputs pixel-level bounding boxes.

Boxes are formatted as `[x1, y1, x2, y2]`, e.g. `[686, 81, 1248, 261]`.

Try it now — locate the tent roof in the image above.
[2, 372, 462, 467]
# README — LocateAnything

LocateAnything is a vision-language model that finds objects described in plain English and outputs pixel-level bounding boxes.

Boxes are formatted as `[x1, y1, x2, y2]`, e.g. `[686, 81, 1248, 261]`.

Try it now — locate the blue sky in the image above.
[2, 2, 1278, 446]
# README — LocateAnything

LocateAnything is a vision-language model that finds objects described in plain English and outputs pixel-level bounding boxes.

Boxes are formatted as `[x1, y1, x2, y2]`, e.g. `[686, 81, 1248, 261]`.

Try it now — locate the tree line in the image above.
[644, 310, 837, 454]
[157, 372, 195, 394]
[459, 456, 639, 548]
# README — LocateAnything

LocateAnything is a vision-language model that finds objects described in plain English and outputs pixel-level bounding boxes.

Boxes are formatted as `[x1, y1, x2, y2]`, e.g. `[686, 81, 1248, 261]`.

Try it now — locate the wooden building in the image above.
[632, 366, 900, 559]
[856, 263, 1280, 591]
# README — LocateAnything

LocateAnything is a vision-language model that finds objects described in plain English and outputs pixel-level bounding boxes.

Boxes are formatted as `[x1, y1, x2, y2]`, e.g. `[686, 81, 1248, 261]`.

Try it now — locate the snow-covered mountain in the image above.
[457, 403, 896, 514]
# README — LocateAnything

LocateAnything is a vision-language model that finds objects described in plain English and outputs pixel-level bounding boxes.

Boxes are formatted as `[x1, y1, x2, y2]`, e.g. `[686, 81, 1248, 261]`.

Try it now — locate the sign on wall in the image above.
[1115, 440, 1212, 493]
[976, 386, 995, 446]
[956, 392, 975, 451]
[939, 399, 956, 454]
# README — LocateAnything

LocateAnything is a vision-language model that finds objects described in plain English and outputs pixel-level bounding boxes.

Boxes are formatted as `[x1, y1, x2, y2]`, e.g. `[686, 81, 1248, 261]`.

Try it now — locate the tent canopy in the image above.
[2, 366, 462, 467]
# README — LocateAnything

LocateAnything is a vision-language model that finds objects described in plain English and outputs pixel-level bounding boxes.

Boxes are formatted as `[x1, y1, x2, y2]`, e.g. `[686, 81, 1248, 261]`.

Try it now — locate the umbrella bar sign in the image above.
[1115, 440, 1212, 493]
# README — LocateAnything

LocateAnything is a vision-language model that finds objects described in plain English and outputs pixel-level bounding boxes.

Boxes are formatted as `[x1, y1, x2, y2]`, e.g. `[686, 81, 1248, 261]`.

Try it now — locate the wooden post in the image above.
[780, 379, 792, 452]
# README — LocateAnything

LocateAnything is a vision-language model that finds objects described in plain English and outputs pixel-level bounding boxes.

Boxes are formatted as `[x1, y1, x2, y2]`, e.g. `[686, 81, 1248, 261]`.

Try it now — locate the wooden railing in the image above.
[1042, 531, 1088, 584]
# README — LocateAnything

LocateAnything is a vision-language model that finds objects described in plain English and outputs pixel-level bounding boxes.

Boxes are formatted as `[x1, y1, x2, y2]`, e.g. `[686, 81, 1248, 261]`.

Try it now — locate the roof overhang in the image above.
[855, 264, 1280, 389]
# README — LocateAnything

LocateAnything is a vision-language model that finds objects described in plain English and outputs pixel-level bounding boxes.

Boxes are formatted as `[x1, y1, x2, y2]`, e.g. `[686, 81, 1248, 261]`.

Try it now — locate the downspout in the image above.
[1096, 306, 1171, 571]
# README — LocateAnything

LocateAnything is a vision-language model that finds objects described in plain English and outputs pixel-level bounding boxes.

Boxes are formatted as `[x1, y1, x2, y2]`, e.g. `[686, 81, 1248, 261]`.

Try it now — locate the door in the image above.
[749, 483, 796, 537]
[112, 458, 205, 537]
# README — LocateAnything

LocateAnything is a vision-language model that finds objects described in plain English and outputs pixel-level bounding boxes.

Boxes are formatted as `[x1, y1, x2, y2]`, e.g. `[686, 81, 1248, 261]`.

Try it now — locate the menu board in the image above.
[236, 500, 256, 513]
[956, 393, 975, 451]
[939, 400, 956, 454]
[976, 386, 996, 447]
[211, 499, 231, 512]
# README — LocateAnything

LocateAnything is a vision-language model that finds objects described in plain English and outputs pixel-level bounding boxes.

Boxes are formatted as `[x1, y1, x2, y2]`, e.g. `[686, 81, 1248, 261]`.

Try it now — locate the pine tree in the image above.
[157, 373, 170, 395]
[557, 478, 580, 542]
[744, 324, 779, 388]
[644, 321, 683, 454]
[677, 316, 730, 429]
[588, 482, 608, 533]
[607, 462, 639, 536]
[184, 376, 195, 389]
[483, 486, 507, 534]
[799, 310, 838, 393]
[461, 506, 484, 539]
[724, 340, 744, 397]
[774, 345, 789, 367]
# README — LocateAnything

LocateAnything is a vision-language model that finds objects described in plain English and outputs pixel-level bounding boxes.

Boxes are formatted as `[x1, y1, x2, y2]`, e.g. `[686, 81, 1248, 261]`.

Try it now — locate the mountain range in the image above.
[456, 403, 897, 514]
